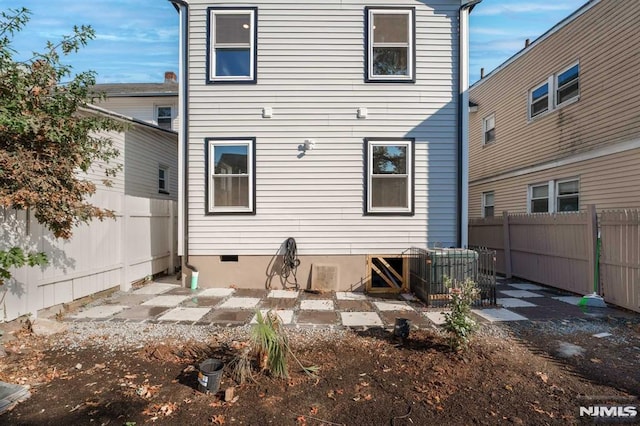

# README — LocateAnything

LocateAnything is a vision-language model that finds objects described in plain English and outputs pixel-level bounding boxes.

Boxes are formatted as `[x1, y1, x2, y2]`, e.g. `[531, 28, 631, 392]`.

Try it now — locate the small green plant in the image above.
[0, 247, 48, 285]
[252, 310, 289, 378]
[250, 310, 319, 379]
[442, 277, 480, 351]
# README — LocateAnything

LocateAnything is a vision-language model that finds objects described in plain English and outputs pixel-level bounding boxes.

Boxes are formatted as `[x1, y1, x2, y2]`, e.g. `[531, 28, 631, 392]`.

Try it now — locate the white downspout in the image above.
[459, 0, 481, 248]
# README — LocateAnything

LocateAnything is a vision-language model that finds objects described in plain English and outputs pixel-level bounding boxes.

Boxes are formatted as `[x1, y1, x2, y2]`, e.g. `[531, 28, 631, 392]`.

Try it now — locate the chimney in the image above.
[480, 68, 485, 79]
[525, 38, 530, 48]
[164, 71, 177, 83]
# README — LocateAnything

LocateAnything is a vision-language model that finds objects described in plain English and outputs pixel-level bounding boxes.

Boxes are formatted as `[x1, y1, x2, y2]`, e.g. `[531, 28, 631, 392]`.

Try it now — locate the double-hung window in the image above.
[156, 106, 172, 130]
[158, 165, 169, 194]
[483, 114, 495, 145]
[529, 81, 550, 118]
[556, 179, 579, 212]
[365, 7, 415, 82]
[482, 191, 494, 218]
[529, 184, 549, 213]
[555, 63, 579, 106]
[206, 138, 255, 214]
[529, 61, 580, 120]
[527, 179, 579, 213]
[365, 138, 414, 215]
[207, 7, 257, 83]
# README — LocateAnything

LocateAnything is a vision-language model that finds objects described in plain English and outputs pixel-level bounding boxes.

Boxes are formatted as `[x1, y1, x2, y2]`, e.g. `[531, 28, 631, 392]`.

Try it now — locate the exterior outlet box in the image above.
[262, 107, 273, 118]
[357, 107, 368, 119]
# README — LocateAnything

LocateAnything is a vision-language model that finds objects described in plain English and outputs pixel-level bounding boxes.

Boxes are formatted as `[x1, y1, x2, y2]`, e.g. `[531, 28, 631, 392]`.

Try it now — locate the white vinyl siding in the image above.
[185, 0, 460, 255]
[95, 96, 179, 130]
[125, 126, 178, 200]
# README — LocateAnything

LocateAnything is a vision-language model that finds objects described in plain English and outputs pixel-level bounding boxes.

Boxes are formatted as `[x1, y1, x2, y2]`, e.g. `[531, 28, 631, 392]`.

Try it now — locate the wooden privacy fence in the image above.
[599, 210, 640, 313]
[1, 191, 178, 321]
[469, 205, 640, 313]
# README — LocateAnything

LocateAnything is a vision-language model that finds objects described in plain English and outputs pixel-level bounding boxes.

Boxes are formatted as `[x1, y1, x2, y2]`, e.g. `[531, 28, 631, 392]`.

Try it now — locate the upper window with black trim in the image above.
[206, 138, 255, 214]
[207, 7, 257, 84]
[365, 138, 414, 215]
[365, 7, 415, 83]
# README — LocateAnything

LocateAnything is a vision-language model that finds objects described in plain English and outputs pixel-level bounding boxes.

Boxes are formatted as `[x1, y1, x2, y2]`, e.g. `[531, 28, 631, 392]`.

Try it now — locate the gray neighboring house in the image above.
[92, 71, 180, 131]
[171, 0, 479, 292]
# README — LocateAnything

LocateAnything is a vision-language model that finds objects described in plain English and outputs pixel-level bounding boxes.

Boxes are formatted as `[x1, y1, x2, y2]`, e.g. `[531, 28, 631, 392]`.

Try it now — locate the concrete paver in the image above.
[141, 295, 190, 307]
[198, 288, 235, 298]
[73, 305, 128, 319]
[218, 297, 261, 309]
[251, 309, 294, 325]
[499, 290, 545, 298]
[508, 283, 546, 291]
[336, 292, 367, 301]
[497, 298, 537, 308]
[300, 300, 334, 311]
[132, 283, 176, 295]
[472, 308, 528, 322]
[296, 311, 338, 326]
[114, 306, 169, 320]
[340, 312, 383, 327]
[424, 311, 447, 325]
[373, 301, 414, 312]
[157, 307, 211, 322]
[267, 290, 299, 299]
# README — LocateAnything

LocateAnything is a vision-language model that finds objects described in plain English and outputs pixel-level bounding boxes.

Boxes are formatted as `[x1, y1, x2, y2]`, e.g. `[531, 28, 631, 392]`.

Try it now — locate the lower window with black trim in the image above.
[365, 138, 414, 215]
[205, 137, 255, 214]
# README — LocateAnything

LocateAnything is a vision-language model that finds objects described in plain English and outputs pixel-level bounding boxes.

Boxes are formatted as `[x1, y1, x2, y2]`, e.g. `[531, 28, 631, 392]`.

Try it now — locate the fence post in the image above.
[502, 211, 512, 278]
[586, 204, 597, 295]
[120, 195, 131, 292]
[169, 201, 176, 274]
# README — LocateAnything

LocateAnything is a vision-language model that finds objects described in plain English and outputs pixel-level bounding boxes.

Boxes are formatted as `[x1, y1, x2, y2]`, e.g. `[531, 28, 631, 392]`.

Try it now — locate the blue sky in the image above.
[2, 0, 587, 84]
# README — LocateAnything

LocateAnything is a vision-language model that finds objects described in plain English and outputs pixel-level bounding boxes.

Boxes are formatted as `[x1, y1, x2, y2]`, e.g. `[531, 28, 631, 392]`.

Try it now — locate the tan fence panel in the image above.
[600, 210, 640, 313]
[468, 216, 506, 274]
[508, 212, 592, 295]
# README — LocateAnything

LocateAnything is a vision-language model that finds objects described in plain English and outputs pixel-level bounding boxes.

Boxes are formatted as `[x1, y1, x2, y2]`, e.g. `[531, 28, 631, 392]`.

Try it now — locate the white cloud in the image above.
[474, 1, 585, 16]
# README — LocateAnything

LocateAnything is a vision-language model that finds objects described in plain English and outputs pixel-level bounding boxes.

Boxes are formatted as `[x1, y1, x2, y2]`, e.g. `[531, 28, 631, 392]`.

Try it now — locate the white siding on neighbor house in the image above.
[84, 129, 125, 193]
[186, 0, 460, 255]
[125, 126, 179, 201]
[97, 97, 179, 130]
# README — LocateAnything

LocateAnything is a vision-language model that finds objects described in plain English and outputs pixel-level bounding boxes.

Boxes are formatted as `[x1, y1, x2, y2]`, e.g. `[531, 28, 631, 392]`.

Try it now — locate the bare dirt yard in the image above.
[1, 316, 639, 425]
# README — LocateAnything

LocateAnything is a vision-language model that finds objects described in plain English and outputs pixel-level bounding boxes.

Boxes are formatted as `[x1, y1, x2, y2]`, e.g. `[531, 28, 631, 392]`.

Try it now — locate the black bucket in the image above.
[197, 359, 224, 393]
[393, 318, 410, 340]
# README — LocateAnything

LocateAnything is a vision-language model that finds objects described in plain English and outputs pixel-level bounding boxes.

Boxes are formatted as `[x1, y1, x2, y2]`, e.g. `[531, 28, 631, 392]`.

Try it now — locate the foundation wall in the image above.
[183, 255, 368, 292]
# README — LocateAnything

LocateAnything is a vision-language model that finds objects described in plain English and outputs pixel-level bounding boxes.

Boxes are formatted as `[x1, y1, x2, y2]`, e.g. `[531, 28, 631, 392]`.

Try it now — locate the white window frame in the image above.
[555, 178, 580, 212]
[482, 191, 494, 218]
[555, 62, 580, 107]
[528, 77, 552, 119]
[529, 60, 580, 121]
[158, 165, 169, 194]
[206, 138, 255, 214]
[366, 7, 415, 82]
[483, 114, 495, 145]
[527, 182, 551, 213]
[365, 139, 414, 215]
[208, 7, 257, 83]
[156, 106, 172, 130]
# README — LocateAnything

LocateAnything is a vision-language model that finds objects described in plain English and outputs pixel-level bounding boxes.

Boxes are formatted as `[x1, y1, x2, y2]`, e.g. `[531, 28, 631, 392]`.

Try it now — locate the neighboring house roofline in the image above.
[91, 83, 178, 98]
[470, 0, 600, 90]
[81, 104, 178, 136]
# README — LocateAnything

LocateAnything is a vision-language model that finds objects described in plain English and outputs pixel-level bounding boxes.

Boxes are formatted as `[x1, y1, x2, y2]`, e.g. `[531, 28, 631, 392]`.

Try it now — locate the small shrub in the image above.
[442, 277, 480, 351]
[252, 310, 289, 378]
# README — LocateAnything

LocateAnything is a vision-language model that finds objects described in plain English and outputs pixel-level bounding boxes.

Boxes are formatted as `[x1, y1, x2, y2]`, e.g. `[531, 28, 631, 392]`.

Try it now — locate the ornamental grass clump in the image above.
[442, 277, 480, 351]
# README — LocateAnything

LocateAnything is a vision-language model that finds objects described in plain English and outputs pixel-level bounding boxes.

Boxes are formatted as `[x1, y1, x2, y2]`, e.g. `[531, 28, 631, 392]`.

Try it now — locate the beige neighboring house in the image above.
[468, 0, 640, 219]
[92, 71, 179, 131]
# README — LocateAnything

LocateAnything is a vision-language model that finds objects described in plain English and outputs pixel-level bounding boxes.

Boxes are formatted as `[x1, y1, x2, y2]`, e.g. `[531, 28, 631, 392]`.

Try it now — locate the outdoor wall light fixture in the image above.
[262, 107, 273, 118]
[303, 139, 316, 151]
[357, 107, 368, 119]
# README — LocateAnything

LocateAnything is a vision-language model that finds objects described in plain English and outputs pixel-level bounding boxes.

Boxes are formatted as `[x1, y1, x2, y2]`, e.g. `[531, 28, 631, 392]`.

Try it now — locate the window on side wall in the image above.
[158, 165, 169, 194]
[206, 138, 255, 214]
[365, 138, 414, 215]
[365, 7, 415, 83]
[483, 114, 495, 145]
[156, 106, 172, 130]
[529, 183, 549, 213]
[555, 63, 579, 106]
[207, 7, 257, 83]
[556, 179, 579, 212]
[482, 191, 494, 218]
[529, 81, 550, 119]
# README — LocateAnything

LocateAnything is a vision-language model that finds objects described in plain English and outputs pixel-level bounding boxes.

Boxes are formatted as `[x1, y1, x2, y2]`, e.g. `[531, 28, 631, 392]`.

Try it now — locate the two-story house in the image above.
[468, 0, 640, 219]
[92, 71, 179, 131]
[171, 0, 480, 291]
